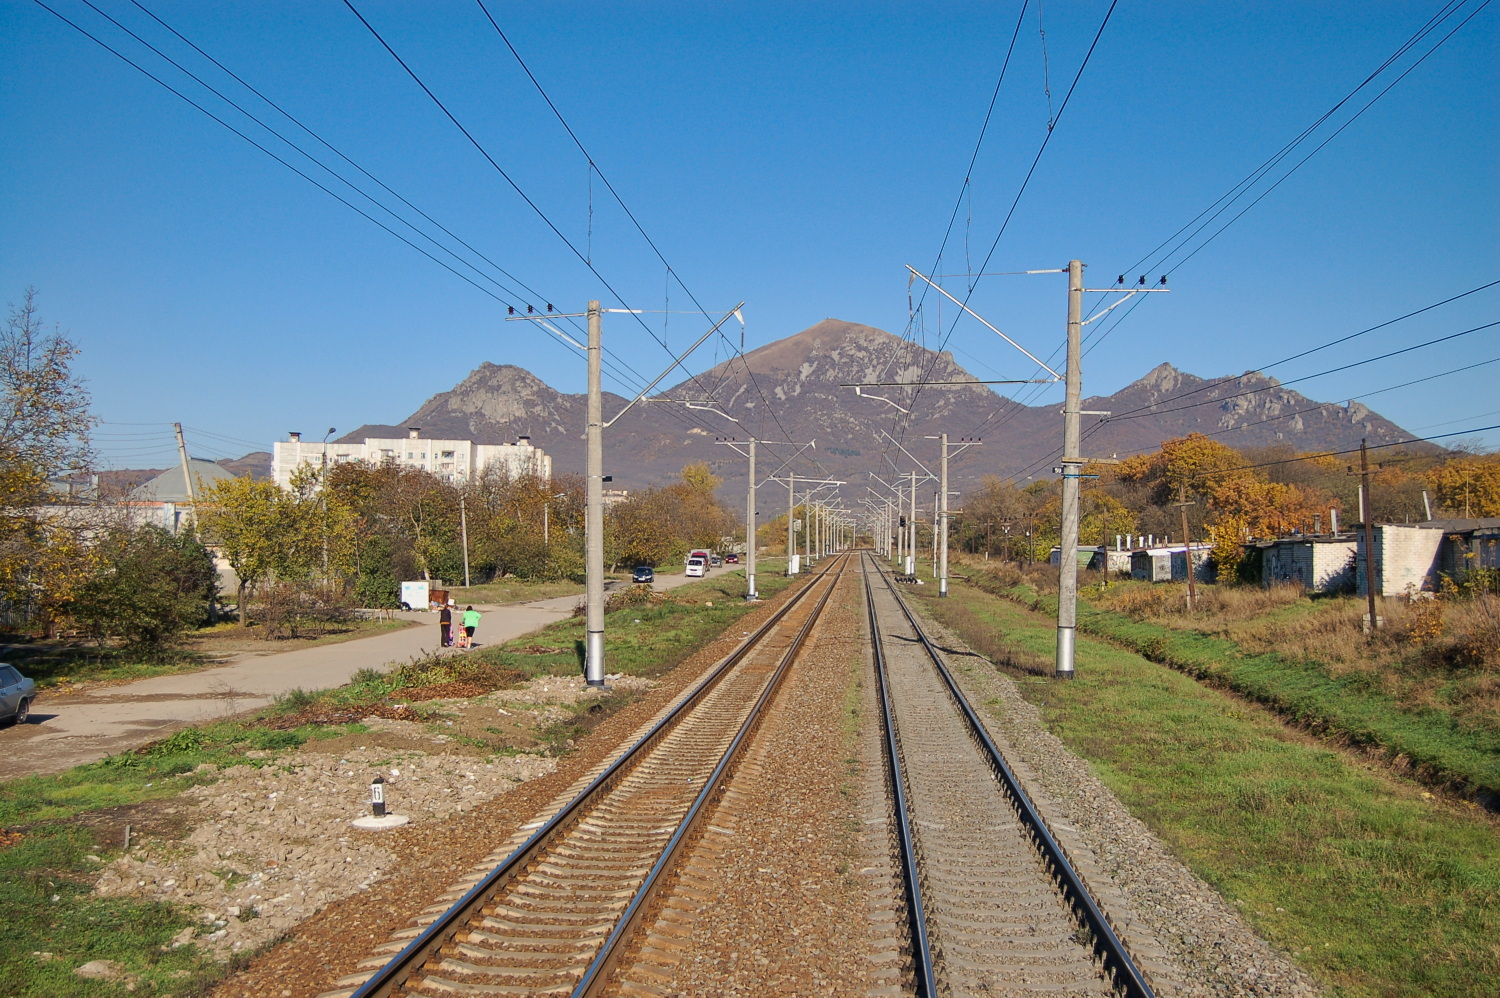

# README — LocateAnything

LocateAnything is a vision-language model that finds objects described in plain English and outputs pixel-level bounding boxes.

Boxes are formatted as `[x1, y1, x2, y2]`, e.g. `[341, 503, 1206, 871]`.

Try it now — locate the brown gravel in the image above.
[205, 578, 815, 998]
[614, 566, 874, 996]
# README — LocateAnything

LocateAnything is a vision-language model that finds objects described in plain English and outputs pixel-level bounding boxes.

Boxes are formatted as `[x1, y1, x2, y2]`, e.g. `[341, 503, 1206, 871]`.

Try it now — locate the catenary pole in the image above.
[787, 471, 797, 575]
[746, 439, 758, 600]
[585, 300, 606, 686]
[939, 434, 949, 596]
[908, 470, 918, 576]
[1056, 260, 1084, 679]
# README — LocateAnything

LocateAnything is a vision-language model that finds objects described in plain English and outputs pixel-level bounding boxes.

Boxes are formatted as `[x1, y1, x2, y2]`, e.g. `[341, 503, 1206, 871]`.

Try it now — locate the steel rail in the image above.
[573, 553, 848, 995]
[870, 557, 1157, 998]
[861, 552, 940, 998]
[348, 555, 846, 998]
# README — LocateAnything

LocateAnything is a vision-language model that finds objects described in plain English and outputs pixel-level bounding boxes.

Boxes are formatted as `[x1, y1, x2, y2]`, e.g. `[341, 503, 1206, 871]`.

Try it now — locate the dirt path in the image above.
[0, 569, 717, 781]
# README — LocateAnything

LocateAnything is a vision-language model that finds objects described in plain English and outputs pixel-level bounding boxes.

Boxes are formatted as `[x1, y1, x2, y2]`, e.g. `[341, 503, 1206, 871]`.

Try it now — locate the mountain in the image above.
[349, 318, 1415, 493]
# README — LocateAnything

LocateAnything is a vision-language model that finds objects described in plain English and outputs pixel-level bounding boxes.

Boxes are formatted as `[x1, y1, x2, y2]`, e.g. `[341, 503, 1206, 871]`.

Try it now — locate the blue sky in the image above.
[2, 0, 1496, 469]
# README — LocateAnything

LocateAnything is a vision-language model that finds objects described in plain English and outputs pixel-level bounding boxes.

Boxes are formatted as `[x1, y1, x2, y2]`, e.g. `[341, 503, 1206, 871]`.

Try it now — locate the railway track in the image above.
[330, 554, 847, 998]
[863, 552, 1157, 998]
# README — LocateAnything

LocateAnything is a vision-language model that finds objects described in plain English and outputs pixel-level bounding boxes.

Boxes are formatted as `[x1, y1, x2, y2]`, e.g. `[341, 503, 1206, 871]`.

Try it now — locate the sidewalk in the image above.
[0, 568, 715, 780]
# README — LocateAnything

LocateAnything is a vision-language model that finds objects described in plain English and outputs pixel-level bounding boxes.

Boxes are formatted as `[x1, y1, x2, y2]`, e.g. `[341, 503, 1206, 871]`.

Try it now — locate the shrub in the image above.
[71, 524, 218, 650]
[353, 572, 399, 609]
[252, 580, 356, 639]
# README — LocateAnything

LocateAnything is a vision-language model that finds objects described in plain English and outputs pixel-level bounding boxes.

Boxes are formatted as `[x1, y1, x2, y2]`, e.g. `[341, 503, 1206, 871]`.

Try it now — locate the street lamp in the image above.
[321, 427, 336, 580]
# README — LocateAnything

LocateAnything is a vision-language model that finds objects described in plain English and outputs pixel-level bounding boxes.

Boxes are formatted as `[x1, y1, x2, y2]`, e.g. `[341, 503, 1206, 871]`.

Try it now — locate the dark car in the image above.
[725, 553, 740, 564]
[632, 565, 655, 584]
[0, 664, 36, 726]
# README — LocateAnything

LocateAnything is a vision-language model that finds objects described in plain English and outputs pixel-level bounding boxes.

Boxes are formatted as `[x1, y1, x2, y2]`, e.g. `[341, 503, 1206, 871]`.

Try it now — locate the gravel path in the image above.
[198, 575, 817, 998]
[904, 594, 1321, 998]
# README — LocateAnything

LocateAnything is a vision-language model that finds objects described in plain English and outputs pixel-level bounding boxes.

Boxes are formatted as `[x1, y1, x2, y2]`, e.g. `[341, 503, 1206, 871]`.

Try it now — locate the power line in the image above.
[1105, 279, 1500, 422]
[39, 0, 724, 442]
[465, 1, 821, 470]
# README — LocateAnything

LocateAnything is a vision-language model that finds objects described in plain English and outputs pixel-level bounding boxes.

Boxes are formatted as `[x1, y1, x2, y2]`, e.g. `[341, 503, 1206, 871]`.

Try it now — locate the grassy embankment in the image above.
[971, 568, 1500, 800]
[0, 565, 805, 997]
[914, 575, 1500, 997]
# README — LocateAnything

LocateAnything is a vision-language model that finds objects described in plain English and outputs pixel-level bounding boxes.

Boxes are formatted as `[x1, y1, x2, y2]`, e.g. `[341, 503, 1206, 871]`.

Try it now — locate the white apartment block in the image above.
[273, 427, 552, 489]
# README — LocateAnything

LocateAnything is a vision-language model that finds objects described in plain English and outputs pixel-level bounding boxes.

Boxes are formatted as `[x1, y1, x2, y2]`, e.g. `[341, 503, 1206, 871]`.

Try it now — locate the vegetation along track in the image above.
[862, 552, 1157, 998]
[329, 554, 849, 998]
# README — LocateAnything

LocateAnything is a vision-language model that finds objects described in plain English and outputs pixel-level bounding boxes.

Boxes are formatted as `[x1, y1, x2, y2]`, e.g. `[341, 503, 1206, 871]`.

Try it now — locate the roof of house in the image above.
[127, 458, 237, 503]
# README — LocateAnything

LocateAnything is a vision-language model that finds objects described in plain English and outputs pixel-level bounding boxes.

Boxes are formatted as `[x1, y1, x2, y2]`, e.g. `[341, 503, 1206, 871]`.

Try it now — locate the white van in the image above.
[685, 557, 707, 578]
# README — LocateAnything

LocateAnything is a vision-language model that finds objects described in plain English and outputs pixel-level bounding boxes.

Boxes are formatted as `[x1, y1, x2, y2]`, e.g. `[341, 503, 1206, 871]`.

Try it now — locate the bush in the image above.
[353, 572, 400, 609]
[71, 524, 218, 650]
[252, 581, 356, 639]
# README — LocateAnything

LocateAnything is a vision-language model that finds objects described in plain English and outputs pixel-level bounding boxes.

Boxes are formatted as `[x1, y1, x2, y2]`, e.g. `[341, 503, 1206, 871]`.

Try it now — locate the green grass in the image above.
[0, 716, 372, 996]
[976, 576, 1500, 800]
[0, 565, 817, 994]
[446, 577, 591, 605]
[917, 583, 1500, 997]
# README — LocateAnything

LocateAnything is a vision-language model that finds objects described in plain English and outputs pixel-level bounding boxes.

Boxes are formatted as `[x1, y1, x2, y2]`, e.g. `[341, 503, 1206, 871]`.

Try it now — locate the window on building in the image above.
[441, 450, 454, 458]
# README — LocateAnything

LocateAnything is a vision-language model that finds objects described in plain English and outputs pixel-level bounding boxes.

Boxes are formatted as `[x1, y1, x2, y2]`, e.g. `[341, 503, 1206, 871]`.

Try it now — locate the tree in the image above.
[1427, 455, 1500, 518]
[73, 524, 217, 649]
[197, 477, 286, 624]
[0, 288, 97, 628]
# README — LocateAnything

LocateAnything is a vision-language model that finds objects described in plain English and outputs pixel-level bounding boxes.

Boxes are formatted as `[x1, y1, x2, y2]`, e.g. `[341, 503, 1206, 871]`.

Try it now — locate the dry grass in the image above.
[1091, 580, 1500, 735]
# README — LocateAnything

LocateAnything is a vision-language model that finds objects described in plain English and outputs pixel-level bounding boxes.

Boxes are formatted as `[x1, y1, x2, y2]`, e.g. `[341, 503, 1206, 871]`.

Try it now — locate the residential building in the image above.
[123, 458, 237, 533]
[272, 428, 552, 489]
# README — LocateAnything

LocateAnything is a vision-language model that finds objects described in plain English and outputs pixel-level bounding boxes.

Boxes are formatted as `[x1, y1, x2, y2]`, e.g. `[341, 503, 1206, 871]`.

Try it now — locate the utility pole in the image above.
[786, 471, 797, 575]
[585, 300, 606, 685]
[927, 433, 980, 597]
[511, 300, 743, 689]
[460, 492, 472, 588]
[1355, 438, 1381, 632]
[173, 422, 197, 521]
[908, 469, 918, 576]
[746, 439, 757, 599]
[1172, 484, 1196, 610]
[1056, 260, 1084, 680]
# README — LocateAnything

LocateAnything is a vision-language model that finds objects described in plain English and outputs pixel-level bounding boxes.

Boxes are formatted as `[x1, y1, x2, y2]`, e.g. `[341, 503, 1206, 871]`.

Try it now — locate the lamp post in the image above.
[321, 427, 336, 582]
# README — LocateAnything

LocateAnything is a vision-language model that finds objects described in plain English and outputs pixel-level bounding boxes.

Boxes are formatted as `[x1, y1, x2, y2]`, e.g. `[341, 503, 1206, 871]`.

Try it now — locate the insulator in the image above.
[507, 305, 515, 315]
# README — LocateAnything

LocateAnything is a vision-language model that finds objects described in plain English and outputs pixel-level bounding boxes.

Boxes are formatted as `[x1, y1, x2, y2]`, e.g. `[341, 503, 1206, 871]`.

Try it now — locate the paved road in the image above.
[0, 569, 717, 781]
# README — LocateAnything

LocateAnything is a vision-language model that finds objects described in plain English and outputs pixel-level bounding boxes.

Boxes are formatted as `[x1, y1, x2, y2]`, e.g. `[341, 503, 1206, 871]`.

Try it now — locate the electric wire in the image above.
[466, 0, 825, 476]
[40, 0, 724, 441]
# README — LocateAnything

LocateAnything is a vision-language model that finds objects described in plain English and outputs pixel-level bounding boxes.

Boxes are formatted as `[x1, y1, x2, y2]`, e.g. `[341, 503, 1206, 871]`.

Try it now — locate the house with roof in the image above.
[122, 458, 236, 533]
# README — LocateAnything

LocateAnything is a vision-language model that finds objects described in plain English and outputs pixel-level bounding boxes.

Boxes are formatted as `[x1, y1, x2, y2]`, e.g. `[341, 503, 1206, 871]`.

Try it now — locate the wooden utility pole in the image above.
[1173, 484, 1197, 610]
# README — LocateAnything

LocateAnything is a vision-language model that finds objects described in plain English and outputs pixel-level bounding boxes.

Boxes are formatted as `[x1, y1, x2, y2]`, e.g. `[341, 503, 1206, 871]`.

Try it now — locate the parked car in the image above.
[725, 553, 740, 564]
[632, 565, 655, 584]
[0, 664, 36, 726]
[685, 557, 707, 578]
[710, 555, 723, 567]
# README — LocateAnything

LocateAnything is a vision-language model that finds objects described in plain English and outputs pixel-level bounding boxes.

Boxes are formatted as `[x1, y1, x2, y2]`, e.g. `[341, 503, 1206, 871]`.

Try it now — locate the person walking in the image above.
[438, 603, 453, 648]
[461, 605, 481, 649]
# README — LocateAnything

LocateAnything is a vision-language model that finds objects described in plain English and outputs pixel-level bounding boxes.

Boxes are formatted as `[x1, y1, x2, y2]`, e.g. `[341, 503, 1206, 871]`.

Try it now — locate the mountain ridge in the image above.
[342, 317, 1415, 491]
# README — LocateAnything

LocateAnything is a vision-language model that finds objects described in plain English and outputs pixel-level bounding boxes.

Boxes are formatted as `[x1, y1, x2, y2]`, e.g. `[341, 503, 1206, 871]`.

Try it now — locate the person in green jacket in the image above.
[461, 605, 481, 648]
